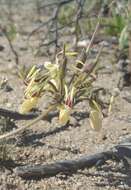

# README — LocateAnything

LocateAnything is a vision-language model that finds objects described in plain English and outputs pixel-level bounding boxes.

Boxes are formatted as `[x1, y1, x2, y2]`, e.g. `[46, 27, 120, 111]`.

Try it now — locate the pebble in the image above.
[99, 40, 110, 47]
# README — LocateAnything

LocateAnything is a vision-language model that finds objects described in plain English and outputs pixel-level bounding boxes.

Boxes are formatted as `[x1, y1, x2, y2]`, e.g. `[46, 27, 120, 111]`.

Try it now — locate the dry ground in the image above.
[0, 1, 130, 190]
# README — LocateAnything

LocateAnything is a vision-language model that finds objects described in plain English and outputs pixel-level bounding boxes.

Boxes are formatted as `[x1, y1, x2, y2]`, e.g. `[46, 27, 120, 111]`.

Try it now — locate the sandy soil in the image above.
[0, 1, 130, 190]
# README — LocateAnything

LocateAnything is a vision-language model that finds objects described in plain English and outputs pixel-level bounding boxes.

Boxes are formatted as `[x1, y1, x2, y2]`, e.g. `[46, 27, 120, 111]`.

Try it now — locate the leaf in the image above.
[48, 79, 58, 93]
[105, 15, 126, 36]
[65, 52, 78, 56]
[24, 78, 35, 98]
[90, 100, 101, 113]
[26, 65, 38, 79]
[119, 25, 128, 50]
[64, 84, 68, 101]
[44, 61, 59, 79]
[89, 110, 102, 131]
[108, 95, 114, 114]
[18, 65, 28, 80]
[70, 86, 76, 103]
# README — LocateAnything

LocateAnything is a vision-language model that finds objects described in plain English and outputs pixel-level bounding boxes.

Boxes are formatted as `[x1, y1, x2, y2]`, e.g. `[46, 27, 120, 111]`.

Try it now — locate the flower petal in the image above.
[19, 97, 38, 114]
[59, 105, 71, 125]
[89, 110, 102, 131]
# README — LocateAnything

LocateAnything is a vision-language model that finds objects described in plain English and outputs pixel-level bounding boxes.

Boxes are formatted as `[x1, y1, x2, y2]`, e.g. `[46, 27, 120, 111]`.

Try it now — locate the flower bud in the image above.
[19, 97, 38, 114]
[59, 105, 71, 125]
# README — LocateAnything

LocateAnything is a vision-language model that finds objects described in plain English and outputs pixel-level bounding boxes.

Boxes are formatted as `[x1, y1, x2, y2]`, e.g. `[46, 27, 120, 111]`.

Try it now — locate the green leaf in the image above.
[119, 25, 128, 50]
[90, 100, 101, 113]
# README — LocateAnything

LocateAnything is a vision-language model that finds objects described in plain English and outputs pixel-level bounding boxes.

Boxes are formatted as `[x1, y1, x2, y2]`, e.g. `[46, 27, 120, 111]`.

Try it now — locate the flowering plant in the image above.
[19, 45, 103, 131]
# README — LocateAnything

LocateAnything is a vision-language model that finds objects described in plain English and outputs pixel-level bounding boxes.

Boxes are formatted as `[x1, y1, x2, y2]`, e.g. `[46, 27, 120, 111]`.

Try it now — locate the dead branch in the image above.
[14, 151, 114, 178]
[13, 139, 131, 179]
[74, 0, 86, 47]
[30, 0, 116, 55]
[0, 26, 19, 66]
[28, 0, 74, 38]
[28, 0, 86, 54]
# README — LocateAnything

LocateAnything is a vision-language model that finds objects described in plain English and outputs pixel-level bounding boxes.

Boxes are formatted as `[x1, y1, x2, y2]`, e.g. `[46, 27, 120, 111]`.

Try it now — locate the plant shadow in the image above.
[14, 110, 89, 147]
[14, 121, 80, 147]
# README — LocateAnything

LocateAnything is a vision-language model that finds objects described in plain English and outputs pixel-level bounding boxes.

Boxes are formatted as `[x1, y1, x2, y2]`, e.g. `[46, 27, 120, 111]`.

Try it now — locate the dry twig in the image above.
[0, 26, 19, 66]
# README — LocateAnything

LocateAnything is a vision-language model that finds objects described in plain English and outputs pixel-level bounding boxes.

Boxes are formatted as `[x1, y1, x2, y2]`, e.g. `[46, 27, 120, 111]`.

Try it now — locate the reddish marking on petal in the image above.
[65, 97, 73, 108]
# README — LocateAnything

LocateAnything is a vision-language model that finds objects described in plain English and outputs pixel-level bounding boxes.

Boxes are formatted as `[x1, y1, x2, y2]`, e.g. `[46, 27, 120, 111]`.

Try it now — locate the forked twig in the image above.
[86, 20, 100, 54]
[28, 0, 86, 54]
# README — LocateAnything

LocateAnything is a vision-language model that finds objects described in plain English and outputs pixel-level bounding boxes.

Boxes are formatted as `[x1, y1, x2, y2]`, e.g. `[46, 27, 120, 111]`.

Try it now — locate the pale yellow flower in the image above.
[89, 110, 102, 131]
[58, 104, 71, 125]
[19, 97, 39, 114]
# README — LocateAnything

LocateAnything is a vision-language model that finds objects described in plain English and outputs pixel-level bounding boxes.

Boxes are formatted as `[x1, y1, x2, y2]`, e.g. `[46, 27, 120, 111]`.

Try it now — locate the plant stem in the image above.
[86, 20, 100, 54]
[0, 105, 56, 141]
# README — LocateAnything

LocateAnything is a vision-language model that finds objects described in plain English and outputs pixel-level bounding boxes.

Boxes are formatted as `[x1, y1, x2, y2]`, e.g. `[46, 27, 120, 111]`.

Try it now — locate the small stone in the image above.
[99, 40, 109, 47]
